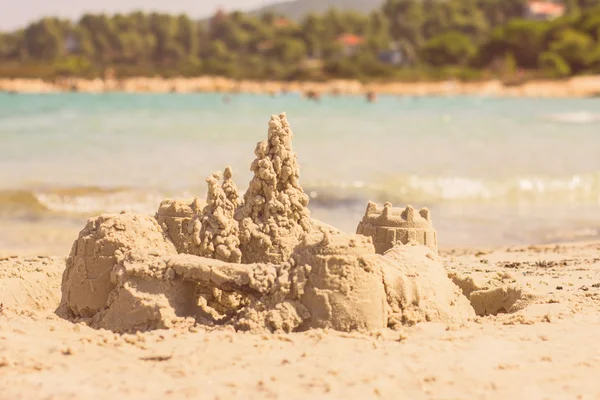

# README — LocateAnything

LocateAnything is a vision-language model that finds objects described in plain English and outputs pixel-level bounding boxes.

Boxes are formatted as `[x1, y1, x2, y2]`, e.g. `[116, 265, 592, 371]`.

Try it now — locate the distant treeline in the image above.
[1, 0, 600, 81]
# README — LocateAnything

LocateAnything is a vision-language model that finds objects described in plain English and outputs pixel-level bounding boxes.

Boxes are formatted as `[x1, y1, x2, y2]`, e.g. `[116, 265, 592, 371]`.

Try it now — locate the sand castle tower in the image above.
[222, 166, 240, 208]
[235, 112, 312, 264]
[356, 201, 437, 254]
[193, 169, 242, 263]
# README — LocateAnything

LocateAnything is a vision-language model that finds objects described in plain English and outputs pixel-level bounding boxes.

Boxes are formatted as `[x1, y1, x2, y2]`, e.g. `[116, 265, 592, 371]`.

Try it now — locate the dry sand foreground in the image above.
[1, 241, 599, 399]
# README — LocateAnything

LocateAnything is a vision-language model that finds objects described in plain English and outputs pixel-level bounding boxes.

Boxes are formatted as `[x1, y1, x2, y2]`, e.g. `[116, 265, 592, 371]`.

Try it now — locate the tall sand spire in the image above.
[236, 113, 312, 263]
[222, 166, 240, 209]
[194, 170, 242, 263]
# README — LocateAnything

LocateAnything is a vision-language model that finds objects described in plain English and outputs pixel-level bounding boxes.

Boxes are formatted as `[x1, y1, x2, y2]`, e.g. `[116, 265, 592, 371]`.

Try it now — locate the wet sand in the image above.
[1, 241, 599, 399]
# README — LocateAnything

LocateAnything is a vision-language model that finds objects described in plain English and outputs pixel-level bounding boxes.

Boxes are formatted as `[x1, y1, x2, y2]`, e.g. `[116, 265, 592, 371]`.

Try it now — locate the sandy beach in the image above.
[1, 109, 599, 399]
[2, 0, 600, 395]
[0, 241, 599, 399]
[2, 75, 600, 97]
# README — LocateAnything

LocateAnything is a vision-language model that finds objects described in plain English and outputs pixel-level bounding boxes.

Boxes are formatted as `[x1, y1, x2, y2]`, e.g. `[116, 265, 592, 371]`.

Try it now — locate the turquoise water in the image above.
[1, 92, 600, 254]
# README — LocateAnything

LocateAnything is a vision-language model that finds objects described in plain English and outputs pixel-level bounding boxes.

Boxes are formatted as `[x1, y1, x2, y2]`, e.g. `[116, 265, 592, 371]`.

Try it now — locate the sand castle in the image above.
[357, 202, 438, 253]
[58, 113, 474, 333]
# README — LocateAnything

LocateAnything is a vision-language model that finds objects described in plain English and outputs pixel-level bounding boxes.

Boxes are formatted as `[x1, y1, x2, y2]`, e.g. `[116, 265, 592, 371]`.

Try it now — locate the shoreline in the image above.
[2, 75, 600, 97]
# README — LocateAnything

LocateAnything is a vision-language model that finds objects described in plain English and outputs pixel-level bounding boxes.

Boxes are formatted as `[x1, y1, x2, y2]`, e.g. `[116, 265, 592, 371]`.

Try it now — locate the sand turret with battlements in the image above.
[356, 201, 437, 254]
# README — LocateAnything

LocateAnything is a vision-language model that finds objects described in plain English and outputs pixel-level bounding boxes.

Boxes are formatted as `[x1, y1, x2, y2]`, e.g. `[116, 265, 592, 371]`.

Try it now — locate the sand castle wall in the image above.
[155, 198, 205, 255]
[58, 213, 178, 319]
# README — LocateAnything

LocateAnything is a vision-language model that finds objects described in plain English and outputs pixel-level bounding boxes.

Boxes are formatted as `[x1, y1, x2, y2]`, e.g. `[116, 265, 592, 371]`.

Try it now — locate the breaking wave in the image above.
[1, 172, 599, 218]
[304, 173, 600, 207]
[0, 187, 170, 217]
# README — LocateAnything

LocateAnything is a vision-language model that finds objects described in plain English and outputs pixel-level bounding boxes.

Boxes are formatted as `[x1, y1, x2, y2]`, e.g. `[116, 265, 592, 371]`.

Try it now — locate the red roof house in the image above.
[526, 1, 565, 20]
[336, 34, 365, 56]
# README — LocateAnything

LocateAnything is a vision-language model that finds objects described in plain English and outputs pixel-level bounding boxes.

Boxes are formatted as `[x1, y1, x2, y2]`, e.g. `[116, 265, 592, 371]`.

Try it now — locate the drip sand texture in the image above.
[58, 112, 475, 333]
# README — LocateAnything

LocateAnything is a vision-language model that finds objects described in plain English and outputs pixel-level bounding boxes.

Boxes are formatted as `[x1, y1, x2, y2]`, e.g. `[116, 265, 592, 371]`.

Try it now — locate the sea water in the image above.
[1, 91, 599, 254]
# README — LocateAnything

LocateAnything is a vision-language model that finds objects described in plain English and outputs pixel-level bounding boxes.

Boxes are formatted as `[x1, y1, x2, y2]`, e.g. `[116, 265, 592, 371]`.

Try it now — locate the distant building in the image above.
[378, 51, 404, 65]
[378, 42, 405, 66]
[336, 34, 365, 57]
[64, 34, 79, 54]
[525, 1, 565, 20]
[273, 17, 291, 28]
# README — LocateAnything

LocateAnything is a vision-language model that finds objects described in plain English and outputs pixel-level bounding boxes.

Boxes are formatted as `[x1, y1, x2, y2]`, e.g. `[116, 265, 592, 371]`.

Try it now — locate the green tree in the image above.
[210, 17, 251, 53]
[538, 51, 571, 76]
[0, 31, 24, 60]
[208, 39, 229, 58]
[176, 15, 198, 57]
[575, 0, 600, 9]
[421, 0, 452, 39]
[70, 26, 95, 59]
[78, 14, 118, 62]
[548, 28, 595, 72]
[323, 58, 362, 78]
[3, 3, 600, 81]
[503, 51, 518, 76]
[384, 0, 424, 44]
[477, 0, 528, 26]
[23, 18, 66, 60]
[150, 13, 185, 65]
[383, 0, 425, 61]
[270, 38, 307, 64]
[54, 55, 92, 76]
[301, 13, 325, 58]
[421, 31, 477, 66]
[365, 11, 391, 53]
[448, 0, 489, 39]
[322, 8, 345, 38]
[480, 19, 550, 68]
[576, 6, 600, 37]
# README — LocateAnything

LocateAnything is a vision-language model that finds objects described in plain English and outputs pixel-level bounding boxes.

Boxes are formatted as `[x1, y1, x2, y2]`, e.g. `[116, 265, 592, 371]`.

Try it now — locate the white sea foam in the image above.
[545, 111, 600, 124]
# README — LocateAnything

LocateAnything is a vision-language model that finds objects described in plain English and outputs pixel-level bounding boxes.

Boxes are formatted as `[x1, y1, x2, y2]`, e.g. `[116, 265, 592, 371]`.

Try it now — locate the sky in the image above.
[1, 0, 278, 31]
